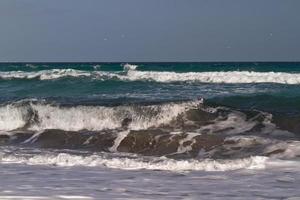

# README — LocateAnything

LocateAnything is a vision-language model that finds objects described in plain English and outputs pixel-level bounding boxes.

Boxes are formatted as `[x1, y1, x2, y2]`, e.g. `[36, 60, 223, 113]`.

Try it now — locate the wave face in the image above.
[0, 99, 299, 161]
[0, 100, 198, 131]
[0, 62, 300, 171]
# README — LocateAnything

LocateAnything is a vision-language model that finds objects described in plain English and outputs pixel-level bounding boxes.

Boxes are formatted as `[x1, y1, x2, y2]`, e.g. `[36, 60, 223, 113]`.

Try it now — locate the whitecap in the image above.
[123, 64, 138, 71]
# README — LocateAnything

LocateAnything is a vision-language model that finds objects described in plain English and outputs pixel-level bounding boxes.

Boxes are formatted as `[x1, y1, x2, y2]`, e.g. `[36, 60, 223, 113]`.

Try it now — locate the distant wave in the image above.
[123, 63, 138, 71]
[1, 68, 300, 84]
[0, 69, 118, 80]
[124, 70, 300, 84]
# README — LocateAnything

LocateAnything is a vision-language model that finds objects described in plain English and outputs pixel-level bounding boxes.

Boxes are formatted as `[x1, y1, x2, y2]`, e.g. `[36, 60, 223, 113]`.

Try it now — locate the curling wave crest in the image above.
[0, 100, 198, 131]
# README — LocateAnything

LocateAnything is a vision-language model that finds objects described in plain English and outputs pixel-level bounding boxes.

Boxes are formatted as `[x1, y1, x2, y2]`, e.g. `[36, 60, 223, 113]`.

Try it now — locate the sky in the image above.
[0, 0, 299, 62]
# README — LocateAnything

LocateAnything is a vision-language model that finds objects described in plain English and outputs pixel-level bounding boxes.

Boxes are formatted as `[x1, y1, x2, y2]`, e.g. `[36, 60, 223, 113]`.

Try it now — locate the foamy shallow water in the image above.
[0, 148, 300, 200]
[0, 159, 300, 200]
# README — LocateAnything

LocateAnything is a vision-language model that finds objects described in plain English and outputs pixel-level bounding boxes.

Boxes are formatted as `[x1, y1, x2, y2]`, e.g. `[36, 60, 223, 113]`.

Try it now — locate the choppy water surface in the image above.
[0, 62, 300, 199]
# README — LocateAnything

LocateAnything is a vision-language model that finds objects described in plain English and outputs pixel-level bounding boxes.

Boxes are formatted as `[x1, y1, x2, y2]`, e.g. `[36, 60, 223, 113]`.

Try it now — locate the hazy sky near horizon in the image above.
[0, 0, 300, 62]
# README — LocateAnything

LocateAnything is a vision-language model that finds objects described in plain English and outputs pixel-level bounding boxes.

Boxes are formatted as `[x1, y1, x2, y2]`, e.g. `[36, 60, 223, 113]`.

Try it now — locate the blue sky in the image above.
[0, 0, 299, 62]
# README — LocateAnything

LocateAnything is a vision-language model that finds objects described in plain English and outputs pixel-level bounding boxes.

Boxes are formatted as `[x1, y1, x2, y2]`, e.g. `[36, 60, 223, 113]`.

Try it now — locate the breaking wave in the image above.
[0, 100, 199, 131]
[0, 69, 118, 80]
[1, 67, 300, 84]
[124, 70, 300, 84]
[1, 63, 300, 173]
[123, 63, 138, 71]
[0, 98, 299, 161]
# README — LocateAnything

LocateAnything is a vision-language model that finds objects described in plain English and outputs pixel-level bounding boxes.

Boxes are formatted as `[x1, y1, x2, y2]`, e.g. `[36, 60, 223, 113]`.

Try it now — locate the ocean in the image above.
[0, 62, 300, 199]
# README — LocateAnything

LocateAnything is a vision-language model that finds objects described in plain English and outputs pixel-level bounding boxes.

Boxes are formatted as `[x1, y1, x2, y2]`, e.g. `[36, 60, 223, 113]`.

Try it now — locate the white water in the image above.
[109, 130, 130, 152]
[195, 110, 258, 135]
[0, 101, 198, 131]
[176, 132, 199, 154]
[0, 150, 266, 172]
[0, 69, 116, 80]
[123, 63, 138, 71]
[0, 104, 29, 131]
[125, 70, 300, 84]
[0, 147, 299, 200]
[2, 68, 300, 84]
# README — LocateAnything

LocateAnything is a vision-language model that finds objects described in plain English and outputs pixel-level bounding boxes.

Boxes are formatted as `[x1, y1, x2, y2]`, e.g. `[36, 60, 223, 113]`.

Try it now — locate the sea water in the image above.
[0, 62, 300, 199]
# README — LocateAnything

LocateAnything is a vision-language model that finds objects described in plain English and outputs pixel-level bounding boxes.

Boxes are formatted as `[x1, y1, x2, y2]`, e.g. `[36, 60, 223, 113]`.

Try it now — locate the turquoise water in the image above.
[1, 62, 300, 114]
[1, 62, 300, 72]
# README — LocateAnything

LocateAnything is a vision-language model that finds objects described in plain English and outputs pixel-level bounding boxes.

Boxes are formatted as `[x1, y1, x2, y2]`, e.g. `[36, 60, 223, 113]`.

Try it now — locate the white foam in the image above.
[0, 101, 198, 131]
[0, 152, 267, 172]
[225, 135, 273, 147]
[2, 69, 300, 84]
[0, 104, 30, 131]
[56, 195, 92, 200]
[22, 131, 44, 144]
[109, 130, 130, 152]
[0, 195, 50, 200]
[0, 69, 116, 80]
[177, 132, 199, 154]
[196, 111, 257, 135]
[123, 64, 138, 71]
[124, 70, 300, 84]
[92, 65, 101, 70]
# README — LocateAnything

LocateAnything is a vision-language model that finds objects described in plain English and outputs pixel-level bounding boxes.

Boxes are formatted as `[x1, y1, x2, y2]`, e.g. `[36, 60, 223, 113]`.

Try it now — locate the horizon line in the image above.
[0, 61, 300, 64]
